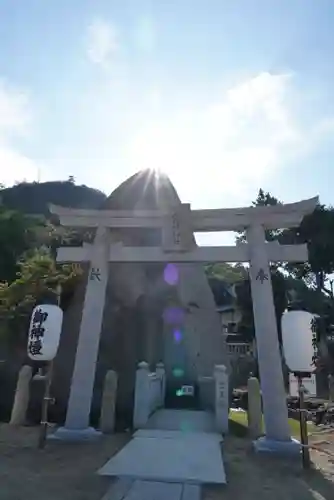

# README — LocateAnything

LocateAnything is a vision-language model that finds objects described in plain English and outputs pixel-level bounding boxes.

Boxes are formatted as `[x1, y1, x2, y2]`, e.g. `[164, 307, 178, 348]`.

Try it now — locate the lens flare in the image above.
[164, 263, 179, 285]
[172, 367, 184, 378]
[180, 421, 192, 432]
[162, 306, 185, 325]
[173, 329, 182, 343]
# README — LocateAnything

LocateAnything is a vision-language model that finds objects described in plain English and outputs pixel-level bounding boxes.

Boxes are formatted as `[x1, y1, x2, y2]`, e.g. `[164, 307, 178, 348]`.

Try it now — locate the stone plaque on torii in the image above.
[50, 197, 318, 454]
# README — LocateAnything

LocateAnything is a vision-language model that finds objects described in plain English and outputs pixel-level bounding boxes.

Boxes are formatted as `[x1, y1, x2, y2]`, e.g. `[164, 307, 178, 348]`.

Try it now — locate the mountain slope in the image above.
[0, 180, 107, 215]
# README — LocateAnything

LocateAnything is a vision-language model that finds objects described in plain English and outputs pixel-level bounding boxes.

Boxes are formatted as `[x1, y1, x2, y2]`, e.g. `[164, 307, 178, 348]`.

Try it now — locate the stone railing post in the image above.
[10, 365, 33, 426]
[99, 370, 118, 434]
[149, 374, 159, 411]
[156, 362, 166, 408]
[214, 364, 229, 434]
[133, 361, 150, 429]
[247, 376, 262, 439]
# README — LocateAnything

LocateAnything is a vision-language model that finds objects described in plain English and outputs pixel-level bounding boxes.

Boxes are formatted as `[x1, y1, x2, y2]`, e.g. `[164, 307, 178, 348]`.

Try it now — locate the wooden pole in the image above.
[297, 375, 311, 469]
[37, 284, 61, 449]
[38, 360, 54, 449]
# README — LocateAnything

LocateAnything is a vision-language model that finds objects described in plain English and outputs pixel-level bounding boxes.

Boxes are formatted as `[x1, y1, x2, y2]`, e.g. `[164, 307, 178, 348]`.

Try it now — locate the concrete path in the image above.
[99, 429, 225, 483]
[102, 478, 201, 500]
[98, 409, 226, 499]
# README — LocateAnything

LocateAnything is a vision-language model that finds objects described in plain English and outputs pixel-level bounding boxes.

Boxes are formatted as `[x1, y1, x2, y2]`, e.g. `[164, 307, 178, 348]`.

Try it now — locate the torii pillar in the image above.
[247, 224, 296, 453]
[52, 226, 110, 440]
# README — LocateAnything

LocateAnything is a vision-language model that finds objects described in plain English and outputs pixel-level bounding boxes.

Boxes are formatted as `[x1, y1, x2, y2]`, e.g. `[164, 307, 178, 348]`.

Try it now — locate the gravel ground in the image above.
[204, 431, 334, 500]
[0, 424, 333, 500]
[0, 424, 130, 500]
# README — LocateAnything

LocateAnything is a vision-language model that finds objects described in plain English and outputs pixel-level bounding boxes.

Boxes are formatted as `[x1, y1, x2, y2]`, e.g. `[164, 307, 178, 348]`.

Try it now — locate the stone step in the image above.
[134, 429, 222, 443]
[145, 409, 216, 432]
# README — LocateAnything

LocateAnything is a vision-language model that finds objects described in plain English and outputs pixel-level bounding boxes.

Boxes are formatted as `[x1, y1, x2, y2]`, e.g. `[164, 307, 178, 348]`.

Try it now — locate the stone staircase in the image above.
[98, 409, 226, 499]
[97, 358, 229, 499]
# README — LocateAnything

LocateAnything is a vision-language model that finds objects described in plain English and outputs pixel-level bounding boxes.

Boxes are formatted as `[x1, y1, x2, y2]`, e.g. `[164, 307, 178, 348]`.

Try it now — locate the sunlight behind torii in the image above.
[124, 73, 299, 206]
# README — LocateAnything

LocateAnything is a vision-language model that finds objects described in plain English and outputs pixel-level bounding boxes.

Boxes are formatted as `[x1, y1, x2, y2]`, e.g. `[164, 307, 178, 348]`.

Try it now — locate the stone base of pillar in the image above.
[49, 426, 102, 442]
[253, 436, 301, 456]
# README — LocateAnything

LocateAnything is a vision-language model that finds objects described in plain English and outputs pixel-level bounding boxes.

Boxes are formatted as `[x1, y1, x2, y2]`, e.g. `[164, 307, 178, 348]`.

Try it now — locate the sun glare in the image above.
[128, 124, 188, 180]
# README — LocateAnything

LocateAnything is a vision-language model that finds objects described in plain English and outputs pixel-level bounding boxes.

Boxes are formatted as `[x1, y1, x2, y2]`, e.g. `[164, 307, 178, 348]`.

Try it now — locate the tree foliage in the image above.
[0, 202, 83, 348]
[283, 205, 334, 293]
[234, 267, 288, 342]
[0, 181, 105, 355]
[235, 188, 334, 353]
[0, 248, 81, 347]
[0, 206, 42, 283]
[236, 188, 283, 244]
[233, 189, 289, 340]
[205, 262, 247, 283]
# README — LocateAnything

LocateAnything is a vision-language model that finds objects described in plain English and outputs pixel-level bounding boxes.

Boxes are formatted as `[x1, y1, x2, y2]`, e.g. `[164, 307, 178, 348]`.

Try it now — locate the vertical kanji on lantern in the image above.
[27, 304, 63, 361]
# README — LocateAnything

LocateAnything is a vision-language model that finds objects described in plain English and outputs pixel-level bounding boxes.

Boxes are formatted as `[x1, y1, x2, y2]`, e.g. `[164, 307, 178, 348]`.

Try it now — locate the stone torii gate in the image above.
[50, 197, 318, 452]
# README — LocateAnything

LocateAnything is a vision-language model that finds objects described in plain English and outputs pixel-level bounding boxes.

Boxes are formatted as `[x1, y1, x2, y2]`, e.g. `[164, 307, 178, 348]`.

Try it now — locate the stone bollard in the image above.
[214, 364, 229, 434]
[10, 365, 33, 426]
[133, 361, 150, 429]
[100, 370, 118, 434]
[247, 376, 263, 439]
[156, 362, 166, 408]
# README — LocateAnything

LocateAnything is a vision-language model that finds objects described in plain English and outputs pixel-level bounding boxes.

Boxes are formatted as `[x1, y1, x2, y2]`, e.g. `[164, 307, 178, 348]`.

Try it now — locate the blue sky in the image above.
[1, 0, 334, 245]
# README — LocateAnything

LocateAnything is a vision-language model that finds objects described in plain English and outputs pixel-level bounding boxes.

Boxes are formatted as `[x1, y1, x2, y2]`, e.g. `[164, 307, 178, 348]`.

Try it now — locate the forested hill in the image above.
[0, 180, 107, 216]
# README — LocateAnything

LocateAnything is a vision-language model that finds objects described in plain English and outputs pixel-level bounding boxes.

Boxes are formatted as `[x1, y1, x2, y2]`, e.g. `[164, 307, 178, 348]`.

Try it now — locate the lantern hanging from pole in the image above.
[27, 304, 63, 361]
[281, 310, 318, 373]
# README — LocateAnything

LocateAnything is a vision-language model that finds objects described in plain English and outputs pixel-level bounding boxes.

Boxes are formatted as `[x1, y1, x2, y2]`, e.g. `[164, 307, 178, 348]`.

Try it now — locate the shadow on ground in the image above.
[204, 421, 334, 500]
[0, 423, 333, 500]
[0, 424, 130, 500]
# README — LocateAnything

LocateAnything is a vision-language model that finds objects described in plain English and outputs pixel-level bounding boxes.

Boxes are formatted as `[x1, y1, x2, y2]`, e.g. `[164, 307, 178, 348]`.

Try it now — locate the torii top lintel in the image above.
[49, 196, 318, 232]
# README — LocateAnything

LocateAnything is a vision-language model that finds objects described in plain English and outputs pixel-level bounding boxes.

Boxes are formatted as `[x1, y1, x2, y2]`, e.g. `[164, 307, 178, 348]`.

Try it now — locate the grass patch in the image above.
[229, 410, 316, 439]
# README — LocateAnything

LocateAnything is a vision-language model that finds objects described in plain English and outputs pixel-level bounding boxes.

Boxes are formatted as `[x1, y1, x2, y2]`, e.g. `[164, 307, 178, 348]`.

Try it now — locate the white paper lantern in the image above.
[27, 304, 63, 361]
[281, 310, 317, 373]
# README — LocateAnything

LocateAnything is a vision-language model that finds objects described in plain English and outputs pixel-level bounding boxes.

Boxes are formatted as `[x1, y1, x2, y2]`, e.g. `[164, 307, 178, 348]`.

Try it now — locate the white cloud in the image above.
[0, 80, 38, 186]
[0, 81, 31, 137]
[0, 147, 39, 185]
[125, 72, 328, 205]
[87, 19, 118, 67]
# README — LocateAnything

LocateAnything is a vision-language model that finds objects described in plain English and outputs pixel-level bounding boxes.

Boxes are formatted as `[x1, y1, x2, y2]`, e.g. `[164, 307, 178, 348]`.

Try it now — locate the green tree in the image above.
[0, 206, 41, 282]
[237, 188, 283, 244]
[237, 189, 334, 303]
[205, 262, 247, 283]
[0, 248, 81, 348]
[235, 267, 288, 342]
[235, 189, 290, 341]
[284, 205, 334, 294]
[240, 190, 334, 347]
